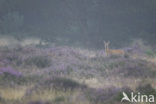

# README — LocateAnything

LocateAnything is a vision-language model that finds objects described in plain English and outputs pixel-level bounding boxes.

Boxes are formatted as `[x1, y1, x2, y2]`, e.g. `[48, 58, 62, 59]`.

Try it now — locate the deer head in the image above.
[104, 41, 110, 56]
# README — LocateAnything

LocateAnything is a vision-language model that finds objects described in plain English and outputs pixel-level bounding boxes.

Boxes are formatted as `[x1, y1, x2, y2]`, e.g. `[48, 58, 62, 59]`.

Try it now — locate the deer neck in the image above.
[106, 44, 110, 56]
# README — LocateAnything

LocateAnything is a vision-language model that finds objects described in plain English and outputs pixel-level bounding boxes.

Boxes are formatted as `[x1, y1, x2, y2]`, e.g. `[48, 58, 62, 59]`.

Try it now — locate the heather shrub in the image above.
[109, 55, 121, 59]
[108, 61, 125, 69]
[86, 87, 132, 104]
[0, 72, 18, 81]
[145, 49, 155, 57]
[24, 55, 51, 68]
[0, 95, 4, 102]
[114, 87, 132, 102]
[42, 77, 86, 91]
[124, 53, 130, 58]
[136, 84, 156, 97]
[110, 59, 156, 78]
[5, 53, 22, 66]
[0, 72, 26, 85]
[0, 66, 21, 76]
[28, 101, 50, 104]
[54, 96, 65, 103]
[0, 67, 33, 85]
[86, 87, 118, 103]
[123, 65, 152, 78]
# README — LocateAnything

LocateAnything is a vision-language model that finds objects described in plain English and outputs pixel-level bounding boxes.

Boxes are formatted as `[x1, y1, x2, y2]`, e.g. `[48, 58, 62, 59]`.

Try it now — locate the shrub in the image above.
[0, 72, 28, 85]
[0, 66, 22, 76]
[145, 49, 155, 57]
[5, 53, 22, 66]
[42, 77, 86, 91]
[24, 56, 51, 68]
[85, 86, 132, 104]
[28, 101, 50, 104]
[136, 84, 156, 96]
[54, 96, 65, 102]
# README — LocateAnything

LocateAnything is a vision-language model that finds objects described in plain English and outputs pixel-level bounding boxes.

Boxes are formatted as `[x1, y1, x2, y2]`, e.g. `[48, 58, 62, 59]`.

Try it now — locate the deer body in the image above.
[106, 49, 125, 56]
[104, 41, 125, 56]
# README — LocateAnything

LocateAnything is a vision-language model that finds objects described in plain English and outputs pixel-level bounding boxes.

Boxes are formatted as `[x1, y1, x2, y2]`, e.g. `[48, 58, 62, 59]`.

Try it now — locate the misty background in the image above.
[0, 0, 155, 49]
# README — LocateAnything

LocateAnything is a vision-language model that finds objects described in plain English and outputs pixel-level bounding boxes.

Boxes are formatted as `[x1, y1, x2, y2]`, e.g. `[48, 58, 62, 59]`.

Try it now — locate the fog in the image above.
[0, 0, 155, 49]
[0, 1, 156, 104]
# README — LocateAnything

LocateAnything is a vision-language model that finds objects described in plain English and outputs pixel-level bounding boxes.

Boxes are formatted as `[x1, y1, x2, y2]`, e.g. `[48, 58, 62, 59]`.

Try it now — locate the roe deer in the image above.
[104, 41, 125, 56]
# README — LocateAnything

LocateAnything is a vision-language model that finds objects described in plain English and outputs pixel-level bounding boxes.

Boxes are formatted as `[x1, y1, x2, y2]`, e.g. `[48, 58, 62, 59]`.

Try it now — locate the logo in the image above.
[121, 92, 155, 103]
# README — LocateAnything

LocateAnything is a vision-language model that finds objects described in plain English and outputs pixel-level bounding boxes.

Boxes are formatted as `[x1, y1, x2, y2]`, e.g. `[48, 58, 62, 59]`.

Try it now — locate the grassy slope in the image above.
[0, 45, 156, 104]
